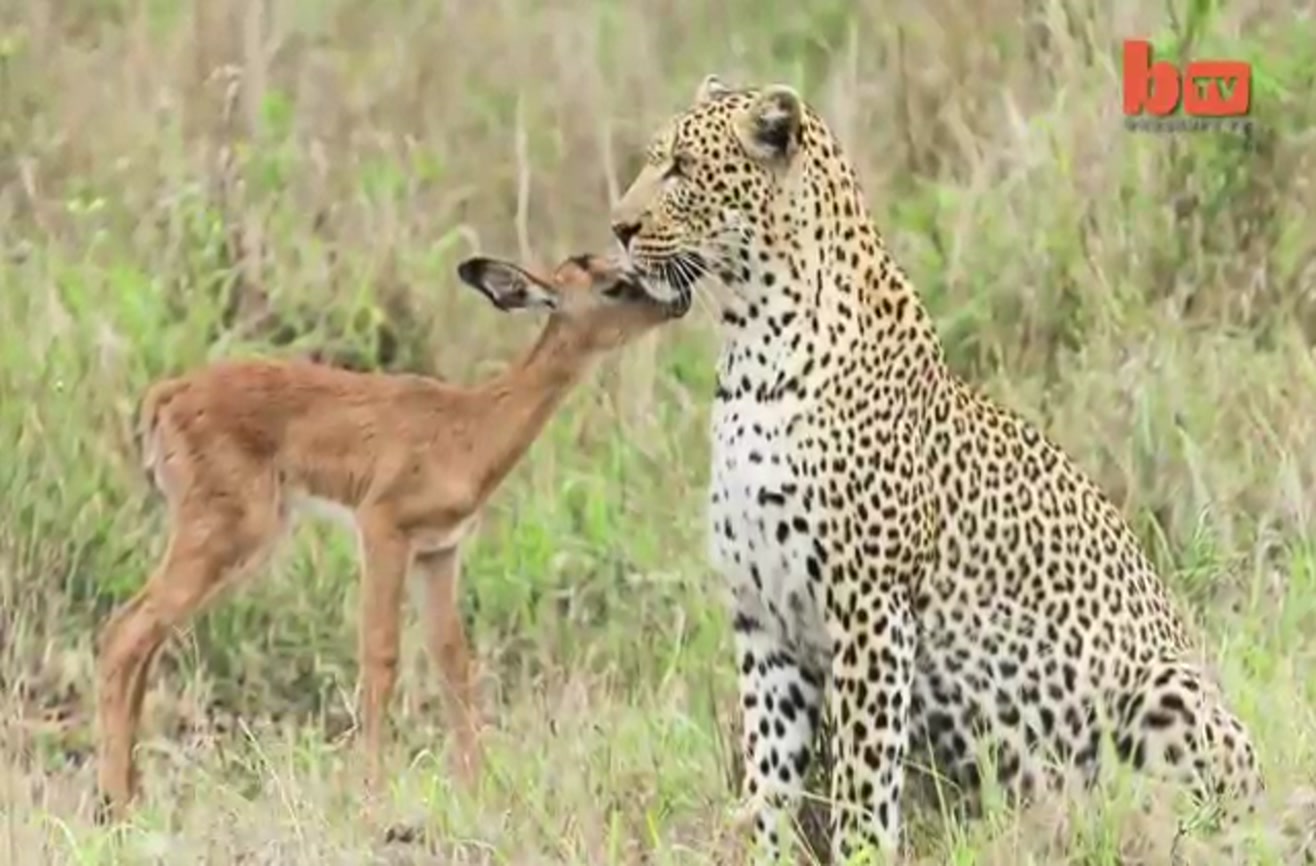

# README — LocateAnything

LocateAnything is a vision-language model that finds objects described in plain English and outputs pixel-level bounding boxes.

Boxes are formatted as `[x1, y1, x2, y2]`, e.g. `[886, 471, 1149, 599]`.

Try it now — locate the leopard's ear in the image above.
[735, 84, 804, 165]
[694, 73, 731, 105]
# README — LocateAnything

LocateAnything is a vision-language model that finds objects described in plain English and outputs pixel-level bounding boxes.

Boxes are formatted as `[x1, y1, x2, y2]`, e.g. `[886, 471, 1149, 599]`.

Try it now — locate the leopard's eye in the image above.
[663, 153, 691, 180]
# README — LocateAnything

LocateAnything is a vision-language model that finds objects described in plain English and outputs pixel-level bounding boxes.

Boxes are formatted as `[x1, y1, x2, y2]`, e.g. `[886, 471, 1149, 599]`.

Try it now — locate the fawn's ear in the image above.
[456, 257, 558, 312]
[734, 84, 804, 166]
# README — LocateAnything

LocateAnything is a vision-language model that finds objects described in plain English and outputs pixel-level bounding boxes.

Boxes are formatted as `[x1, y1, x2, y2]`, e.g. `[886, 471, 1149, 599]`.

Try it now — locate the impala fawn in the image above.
[95, 252, 684, 820]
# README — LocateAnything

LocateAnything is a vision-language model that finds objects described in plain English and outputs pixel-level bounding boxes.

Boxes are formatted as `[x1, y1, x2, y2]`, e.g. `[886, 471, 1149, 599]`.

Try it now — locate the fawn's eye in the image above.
[602, 277, 644, 300]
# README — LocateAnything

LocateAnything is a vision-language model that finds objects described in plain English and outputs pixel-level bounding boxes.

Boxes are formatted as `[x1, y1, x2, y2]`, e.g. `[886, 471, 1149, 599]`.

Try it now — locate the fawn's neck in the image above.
[464, 318, 596, 499]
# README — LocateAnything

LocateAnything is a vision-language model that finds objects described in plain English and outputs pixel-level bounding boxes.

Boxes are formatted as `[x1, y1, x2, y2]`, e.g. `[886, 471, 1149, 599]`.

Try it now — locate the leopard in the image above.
[609, 74, 1264, 863]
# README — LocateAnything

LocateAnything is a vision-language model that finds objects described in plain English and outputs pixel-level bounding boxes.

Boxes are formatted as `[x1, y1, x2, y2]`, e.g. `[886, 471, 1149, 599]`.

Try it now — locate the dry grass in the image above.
[3, 0, 1316, 863]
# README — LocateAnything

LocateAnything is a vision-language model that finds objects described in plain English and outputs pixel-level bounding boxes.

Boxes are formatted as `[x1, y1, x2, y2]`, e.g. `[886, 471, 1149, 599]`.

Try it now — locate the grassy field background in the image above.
[3, 0, 1316, 863]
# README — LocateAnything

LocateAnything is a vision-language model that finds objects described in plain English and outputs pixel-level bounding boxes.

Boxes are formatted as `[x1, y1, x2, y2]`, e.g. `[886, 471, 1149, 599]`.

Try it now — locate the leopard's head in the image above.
[611, 75, 814, 314]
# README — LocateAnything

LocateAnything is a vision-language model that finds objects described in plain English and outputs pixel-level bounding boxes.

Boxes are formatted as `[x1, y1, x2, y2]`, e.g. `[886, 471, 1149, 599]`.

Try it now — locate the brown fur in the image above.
[94, 253, 679, 822]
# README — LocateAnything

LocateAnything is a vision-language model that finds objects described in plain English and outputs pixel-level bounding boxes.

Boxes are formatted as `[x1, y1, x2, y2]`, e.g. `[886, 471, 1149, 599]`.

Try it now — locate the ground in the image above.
[2, 1, 1316, 864]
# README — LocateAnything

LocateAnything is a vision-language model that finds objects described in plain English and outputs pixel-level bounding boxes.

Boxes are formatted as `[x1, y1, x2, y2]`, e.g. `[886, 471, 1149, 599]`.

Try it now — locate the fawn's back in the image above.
[142, 359, 480, 534]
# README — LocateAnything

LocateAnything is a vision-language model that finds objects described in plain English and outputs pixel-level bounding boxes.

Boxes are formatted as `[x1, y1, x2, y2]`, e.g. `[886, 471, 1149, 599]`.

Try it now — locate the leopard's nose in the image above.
[611, 220, 640, 249]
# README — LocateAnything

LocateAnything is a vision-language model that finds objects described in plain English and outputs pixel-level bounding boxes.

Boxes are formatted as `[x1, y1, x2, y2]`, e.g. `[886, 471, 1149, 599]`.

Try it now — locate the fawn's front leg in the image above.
[412, 546, 482, 784]
[357, 514, 411, 795]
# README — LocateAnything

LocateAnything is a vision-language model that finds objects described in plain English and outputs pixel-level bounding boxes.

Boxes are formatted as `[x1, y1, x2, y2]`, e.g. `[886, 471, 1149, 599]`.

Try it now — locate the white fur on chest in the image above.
[709, 397, 828, 659]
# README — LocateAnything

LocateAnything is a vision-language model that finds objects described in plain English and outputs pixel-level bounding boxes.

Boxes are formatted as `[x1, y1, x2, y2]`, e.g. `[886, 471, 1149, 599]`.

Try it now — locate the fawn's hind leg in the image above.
[95, 486, 284, 821]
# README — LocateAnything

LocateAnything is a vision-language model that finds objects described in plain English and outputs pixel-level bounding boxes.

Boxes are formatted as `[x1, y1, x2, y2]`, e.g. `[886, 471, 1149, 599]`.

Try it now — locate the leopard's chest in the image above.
[708, 397, 829, 661]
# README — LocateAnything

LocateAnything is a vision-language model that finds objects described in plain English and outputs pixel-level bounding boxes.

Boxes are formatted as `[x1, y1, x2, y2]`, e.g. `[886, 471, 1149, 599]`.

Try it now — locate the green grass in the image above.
[3, 0, 1316, 863]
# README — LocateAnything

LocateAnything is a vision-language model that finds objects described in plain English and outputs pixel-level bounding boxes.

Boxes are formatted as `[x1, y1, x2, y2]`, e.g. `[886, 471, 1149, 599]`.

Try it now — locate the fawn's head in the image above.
[456, 253, 683, 350]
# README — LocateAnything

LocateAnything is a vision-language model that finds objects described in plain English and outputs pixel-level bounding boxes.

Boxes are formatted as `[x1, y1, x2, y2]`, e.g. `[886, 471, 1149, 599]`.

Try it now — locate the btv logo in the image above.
[1122, 39, 1251, 117]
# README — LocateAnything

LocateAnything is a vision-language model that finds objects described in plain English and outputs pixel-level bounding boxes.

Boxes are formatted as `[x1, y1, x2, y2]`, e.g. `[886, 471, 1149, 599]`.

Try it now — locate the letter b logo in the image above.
[1122, 39, 1252, 118]
[1123, 40, 1180, 116]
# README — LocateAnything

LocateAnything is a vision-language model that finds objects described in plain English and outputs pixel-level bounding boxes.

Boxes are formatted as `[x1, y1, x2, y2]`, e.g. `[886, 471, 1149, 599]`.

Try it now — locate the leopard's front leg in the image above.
[731, 603, 826, 864]
[827, 586, 916, 864]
